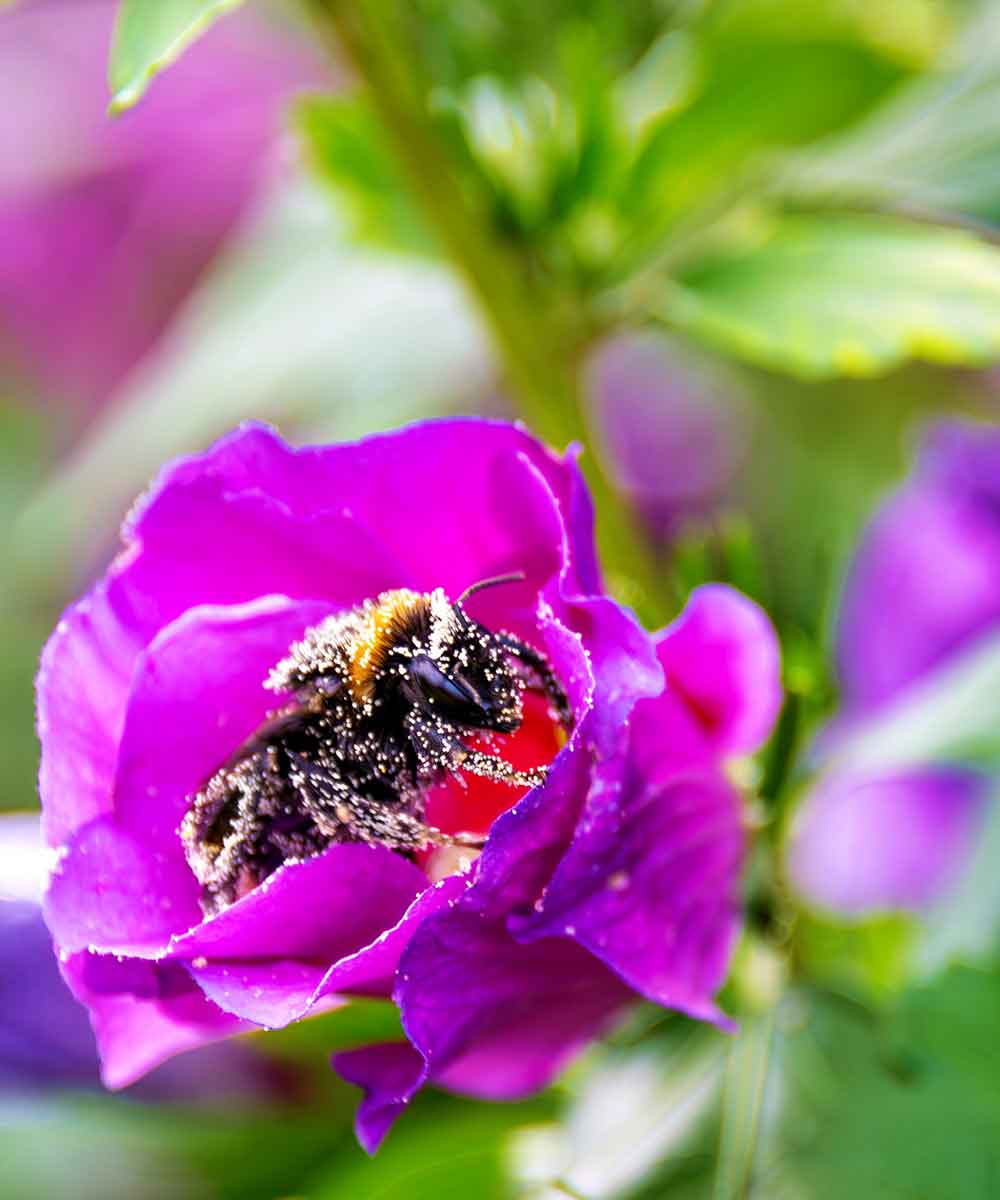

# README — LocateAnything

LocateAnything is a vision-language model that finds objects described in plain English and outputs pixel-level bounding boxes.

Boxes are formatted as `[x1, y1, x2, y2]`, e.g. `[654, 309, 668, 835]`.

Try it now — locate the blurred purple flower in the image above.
[36, 420, 780, 1149]
[587, 333, 746, 541]
[0, 0, 322, 421]
[0, 813, 278, 1101]
[789, 420, 1000, 915]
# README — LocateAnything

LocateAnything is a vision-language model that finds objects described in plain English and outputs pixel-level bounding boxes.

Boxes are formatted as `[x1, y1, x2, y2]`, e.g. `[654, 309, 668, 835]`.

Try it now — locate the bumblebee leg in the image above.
[498, 633, 573, 731]
[407, 711, 548, 790]
[459, 746, 548, 789]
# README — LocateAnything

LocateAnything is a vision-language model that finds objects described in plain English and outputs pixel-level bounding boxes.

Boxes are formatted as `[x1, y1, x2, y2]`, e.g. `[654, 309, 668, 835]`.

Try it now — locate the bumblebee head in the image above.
[400, 585, 523, 732]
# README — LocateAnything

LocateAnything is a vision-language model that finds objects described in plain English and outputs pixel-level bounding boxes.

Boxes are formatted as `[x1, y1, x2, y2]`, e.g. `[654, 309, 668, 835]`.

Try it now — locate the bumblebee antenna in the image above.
[457, 571, 526, 606]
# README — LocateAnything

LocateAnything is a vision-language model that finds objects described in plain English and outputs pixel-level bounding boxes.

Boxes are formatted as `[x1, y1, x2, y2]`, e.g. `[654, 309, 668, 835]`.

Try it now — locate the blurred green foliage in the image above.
[768, 969, 1000, 1198]
[660, 214, 1000, 377]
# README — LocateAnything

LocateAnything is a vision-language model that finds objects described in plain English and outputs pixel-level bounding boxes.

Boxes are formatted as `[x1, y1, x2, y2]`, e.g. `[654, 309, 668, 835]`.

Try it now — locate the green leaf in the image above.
[771, 972, 1000, 1199]
[297, 95, 436, 256]
[795, 911, 918, 1004]
[305, 1093, 556, 1200]
[781, 6, 1000, 224]
[108, 0, 244, 113]
[659, 214, 1000, 378]
[623, 37, 906, 241]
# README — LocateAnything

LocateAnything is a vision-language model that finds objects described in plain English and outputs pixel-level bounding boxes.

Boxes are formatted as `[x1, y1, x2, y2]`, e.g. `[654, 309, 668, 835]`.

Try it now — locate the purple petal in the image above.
[182, 875, 467, 1028]
[61, 951, 252, 1089]
[512, 772, 743, 1025]
[45, 816, 202, 955]
[400, 921, 631, 1085]
[134, 420, 581, 603]
[170, 844, 432, 1026]
[787, 767, 991, 915]
[334, 1042, 426, 1155]
[0, 900, 99, 1088]
[631, 585, 782, 780]
[121, 465, 410, 629]
[837, 423, 1000, 714]
[920, 419, 1000, 511]
[335, 913, 631, 1151]
[36, 582, 143, 846]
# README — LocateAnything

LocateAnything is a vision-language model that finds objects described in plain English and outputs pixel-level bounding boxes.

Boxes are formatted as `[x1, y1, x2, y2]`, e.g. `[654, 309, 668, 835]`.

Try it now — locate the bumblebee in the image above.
[182, 574, 572, 914]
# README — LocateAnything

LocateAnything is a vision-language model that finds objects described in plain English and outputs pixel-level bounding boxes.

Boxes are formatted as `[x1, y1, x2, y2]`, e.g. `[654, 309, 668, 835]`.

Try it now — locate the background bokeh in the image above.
[3, 0, 1000, 1196]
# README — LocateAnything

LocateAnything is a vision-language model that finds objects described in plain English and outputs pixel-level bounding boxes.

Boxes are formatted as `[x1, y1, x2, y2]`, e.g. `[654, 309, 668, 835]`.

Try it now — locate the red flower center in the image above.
[424, 690, 565, 842]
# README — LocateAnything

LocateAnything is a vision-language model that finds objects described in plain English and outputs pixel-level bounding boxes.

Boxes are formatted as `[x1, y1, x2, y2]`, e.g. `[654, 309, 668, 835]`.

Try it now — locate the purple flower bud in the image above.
[586, 333, 746, 541]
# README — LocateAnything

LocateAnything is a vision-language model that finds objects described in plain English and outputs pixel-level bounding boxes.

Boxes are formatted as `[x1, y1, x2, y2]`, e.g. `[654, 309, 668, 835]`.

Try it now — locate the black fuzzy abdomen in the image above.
[183, 701, 422, 914]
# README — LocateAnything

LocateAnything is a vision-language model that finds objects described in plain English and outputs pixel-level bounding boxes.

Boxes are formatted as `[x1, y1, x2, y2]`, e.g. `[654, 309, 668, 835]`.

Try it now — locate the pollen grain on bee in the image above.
[182, 584, 573, 915]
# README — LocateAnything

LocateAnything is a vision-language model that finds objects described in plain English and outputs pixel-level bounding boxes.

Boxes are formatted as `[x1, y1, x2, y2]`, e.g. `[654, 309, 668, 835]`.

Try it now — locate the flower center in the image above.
[424, 690, 566, 841]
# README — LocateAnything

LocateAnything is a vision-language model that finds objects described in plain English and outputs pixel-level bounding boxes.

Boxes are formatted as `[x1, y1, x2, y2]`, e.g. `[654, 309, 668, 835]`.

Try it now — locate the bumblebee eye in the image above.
[408, 654, 486, 722]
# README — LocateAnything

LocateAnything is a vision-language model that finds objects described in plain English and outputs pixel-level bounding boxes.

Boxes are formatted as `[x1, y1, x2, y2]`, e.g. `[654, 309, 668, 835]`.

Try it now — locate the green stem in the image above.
[760, 691, 801, 812]
[714, 1011, 775, 1200]
[305, 0, 668, 622]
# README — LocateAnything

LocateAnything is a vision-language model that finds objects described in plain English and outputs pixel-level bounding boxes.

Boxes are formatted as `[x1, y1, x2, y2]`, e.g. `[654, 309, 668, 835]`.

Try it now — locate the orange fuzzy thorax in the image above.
[348, 589, 430, 703]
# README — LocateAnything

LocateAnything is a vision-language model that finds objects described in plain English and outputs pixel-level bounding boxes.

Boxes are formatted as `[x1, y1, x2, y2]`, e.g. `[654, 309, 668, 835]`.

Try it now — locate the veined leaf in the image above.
[623, 38, 907, 239]
[781, 6, 1000, 224]
[659, 214, 1000, 378]
[108, 0, 244, 112]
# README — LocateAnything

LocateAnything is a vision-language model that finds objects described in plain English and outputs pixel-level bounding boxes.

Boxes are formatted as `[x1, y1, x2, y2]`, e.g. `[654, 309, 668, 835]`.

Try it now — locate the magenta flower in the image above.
[37, 420, 779, 1149]
[0, 0, 321, 418]
[789, 420, 1000, 914]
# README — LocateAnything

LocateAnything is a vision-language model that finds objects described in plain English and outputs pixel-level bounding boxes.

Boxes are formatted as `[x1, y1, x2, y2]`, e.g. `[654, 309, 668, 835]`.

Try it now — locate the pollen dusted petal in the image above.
[182, 873, 468, 1028]
[511, 771, 744, 1026]
[45, 815, 202, 957]
[59, 951, 253, 1090]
